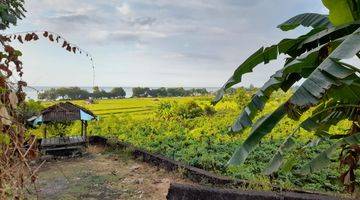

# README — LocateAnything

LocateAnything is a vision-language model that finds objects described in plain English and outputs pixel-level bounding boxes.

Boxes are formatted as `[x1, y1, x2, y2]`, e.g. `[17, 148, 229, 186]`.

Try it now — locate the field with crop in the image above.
[30, 89, 356, 194]
[41, 97, 212, 118]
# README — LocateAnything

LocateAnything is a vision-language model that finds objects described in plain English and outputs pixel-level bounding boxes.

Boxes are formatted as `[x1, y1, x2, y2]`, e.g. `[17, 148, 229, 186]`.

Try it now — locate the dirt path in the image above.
[29, 146, 193, 200]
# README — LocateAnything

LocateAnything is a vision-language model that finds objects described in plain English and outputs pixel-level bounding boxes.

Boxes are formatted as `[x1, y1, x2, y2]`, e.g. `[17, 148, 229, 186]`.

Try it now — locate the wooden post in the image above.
[44, 126, 47, 139]
[81, 120, 84, 138]
[84, 121, 88, 145]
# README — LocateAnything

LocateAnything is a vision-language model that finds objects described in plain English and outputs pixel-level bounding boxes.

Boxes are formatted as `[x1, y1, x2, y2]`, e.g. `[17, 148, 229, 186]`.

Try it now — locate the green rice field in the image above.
[41, 96, 214, 118]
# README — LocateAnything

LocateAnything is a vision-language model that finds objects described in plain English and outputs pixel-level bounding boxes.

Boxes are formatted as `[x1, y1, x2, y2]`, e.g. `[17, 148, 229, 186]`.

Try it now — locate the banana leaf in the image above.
[264, 104, 360, 174]
[278, 13, 332, 31]
[300, 132, 360, 174]
[227, 104, 286, 165]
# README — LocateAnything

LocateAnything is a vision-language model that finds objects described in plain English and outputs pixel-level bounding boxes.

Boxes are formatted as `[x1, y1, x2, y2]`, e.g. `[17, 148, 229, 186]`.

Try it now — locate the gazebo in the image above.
[32, 102, 97, 155]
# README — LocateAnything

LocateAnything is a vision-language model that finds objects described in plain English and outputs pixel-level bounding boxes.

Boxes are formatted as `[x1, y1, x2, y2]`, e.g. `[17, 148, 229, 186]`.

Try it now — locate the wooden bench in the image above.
[41, 136, 86, 156]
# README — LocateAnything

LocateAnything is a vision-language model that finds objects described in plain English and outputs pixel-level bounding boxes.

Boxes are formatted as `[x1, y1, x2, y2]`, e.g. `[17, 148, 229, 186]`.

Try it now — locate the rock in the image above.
[40, 155, 54, 161]
[134, 178, 144, 184]
[153, 179, 163, 184]
[129, 164, 141, 172]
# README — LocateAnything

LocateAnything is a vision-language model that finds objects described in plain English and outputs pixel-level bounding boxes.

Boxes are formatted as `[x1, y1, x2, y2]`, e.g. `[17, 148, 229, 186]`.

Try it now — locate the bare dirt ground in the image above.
[28, 146, 193, 200]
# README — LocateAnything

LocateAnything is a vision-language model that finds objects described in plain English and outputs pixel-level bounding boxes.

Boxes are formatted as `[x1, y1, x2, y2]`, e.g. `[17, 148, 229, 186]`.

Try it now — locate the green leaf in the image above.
[347, 0, 360, 20]
[288, 27, 360, 112]
[230, 41, 343, 133]
[301, 104, 360, 133]
[322, 0, 355, 26]
[0, 0, 26, 30]
[212, 38, 305, 105]
[213, 22, 359, 106]
[263, 132, 298, 175]
[264, 103, 360, 174]
[230, 69, 298, 132]
[300, 132, 360, 175]
[278, 13, 332, 31]
[227, 104, 286, 166]
[14, 50, 22, 56]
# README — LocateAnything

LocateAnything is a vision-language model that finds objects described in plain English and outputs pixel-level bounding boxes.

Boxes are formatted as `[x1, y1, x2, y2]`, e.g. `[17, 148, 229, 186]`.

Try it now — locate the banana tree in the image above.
[214, 0, 360, 190]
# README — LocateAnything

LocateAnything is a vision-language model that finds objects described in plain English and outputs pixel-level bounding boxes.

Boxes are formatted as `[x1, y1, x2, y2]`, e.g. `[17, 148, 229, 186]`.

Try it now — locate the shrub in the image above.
[204, 105, 216, 116]
[177, 101, 204, 119]
[157, 100, 204, 120]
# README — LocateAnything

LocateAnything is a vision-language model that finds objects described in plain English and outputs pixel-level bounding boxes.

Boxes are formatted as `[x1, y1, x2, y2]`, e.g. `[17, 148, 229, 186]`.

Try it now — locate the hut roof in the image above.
[40, 102, 96, 123]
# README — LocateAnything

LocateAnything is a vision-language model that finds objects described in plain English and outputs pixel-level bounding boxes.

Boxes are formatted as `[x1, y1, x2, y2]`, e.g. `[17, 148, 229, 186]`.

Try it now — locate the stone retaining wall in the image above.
[167, 183, 342, 200]
[91, 136, 347, 200]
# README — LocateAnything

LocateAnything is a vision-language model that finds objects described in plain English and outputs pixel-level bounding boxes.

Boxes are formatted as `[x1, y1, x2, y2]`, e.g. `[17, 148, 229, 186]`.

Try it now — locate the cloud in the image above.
[132, 0, 264, 10]
[18, 0, 326, 87]
[88, 30, 167, 44]
[25, 1, 161, 44]
[48, 13, 97, 25]
[131, 17, 157, 26]
[117, 3, 132, 16]
[162, 51, 224, 62]
[109, 30, 166, 40]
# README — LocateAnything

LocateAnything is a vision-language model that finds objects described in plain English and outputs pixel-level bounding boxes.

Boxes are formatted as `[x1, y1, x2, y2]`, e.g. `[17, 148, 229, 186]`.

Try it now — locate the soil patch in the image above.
[28, 145, 192, 200]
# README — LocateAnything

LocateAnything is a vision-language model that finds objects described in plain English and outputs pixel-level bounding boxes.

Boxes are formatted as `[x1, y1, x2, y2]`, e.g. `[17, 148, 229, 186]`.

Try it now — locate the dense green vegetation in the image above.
[38, 86, 210, 100]
[38, 86, 126, 100]
[28, 88, 357, 193]
[132, 87, 209, 97]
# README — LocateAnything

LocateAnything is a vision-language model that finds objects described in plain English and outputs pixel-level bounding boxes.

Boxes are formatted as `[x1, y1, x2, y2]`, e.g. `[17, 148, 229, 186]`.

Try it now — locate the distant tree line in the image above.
[38, 86, 126, 100]
[132, 87, 209, 98]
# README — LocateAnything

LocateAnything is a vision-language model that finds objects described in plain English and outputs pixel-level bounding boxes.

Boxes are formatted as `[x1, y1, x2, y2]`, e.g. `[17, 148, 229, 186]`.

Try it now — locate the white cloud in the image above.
[16, 0, 326, 87]
[117, 3, 132, 16]
[87, 29, 167, 45]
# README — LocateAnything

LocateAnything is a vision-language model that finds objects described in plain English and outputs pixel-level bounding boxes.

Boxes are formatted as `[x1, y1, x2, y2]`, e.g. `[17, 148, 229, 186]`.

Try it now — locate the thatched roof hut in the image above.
[30, 102, 97, 154]
[40, 102, 96, 123]
[32, 102, 96, 125]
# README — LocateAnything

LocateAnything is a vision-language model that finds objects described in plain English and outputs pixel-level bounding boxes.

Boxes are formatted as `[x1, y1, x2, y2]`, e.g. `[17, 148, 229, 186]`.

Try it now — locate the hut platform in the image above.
[40, 136, 86, 156]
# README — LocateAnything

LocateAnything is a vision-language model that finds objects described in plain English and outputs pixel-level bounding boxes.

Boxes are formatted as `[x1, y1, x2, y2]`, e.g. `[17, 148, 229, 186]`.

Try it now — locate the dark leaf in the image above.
[43, 31, 48, 37]
[24, 33, 32, 41]
[62, 41, 67, 48]
[32, 33, 39, 40]
[17, 35, 23, 43]
[48, 34, 54, 42]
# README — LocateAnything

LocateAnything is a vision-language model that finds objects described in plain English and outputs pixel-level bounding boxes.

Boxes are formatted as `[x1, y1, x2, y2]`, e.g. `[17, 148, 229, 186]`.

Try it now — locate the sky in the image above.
[7, 0, 326, 88]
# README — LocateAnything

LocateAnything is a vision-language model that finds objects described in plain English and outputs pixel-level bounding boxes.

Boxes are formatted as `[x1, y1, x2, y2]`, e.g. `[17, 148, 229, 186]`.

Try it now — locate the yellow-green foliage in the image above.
[322, 0, 356, 26]
[30, 90, 353, 192]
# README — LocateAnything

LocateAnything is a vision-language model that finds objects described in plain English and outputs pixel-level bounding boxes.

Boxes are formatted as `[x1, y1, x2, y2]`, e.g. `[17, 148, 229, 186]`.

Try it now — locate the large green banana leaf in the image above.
[301, 104, 360, 132]
[263, 131, 298, 175]
[264, 104, 360, 175]
[322, 0, 360, 26]
[278, 13, 332, 31]
[213, 22, 360, 106]
[211, 40, 300, 105]
[211, 29, 327, 105]
[288, 27, 360, 112]
[227, 104, 286, 165]
[227, 27, 360, 166]
[300, 132, 360, 174]
[230, 40, 344, 132]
